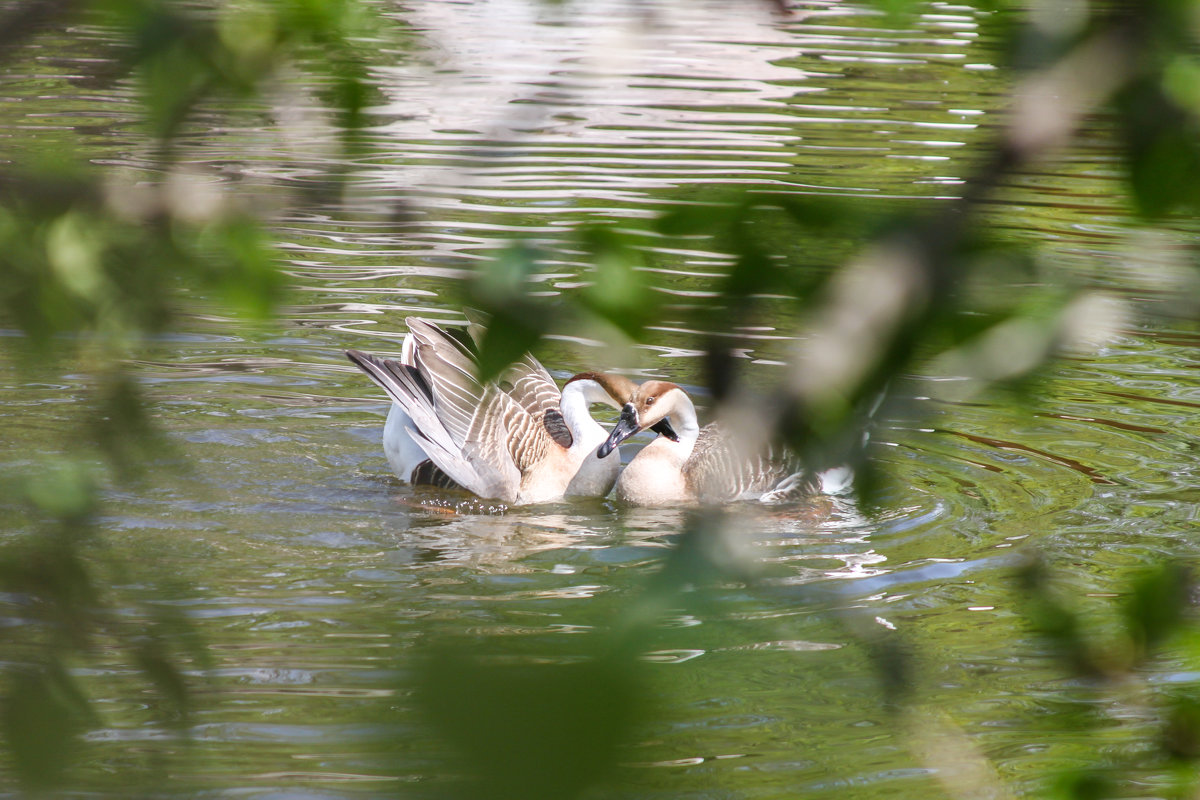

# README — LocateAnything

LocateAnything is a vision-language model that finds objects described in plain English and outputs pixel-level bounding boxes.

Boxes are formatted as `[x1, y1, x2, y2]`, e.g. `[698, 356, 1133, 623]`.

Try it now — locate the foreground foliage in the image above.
[1, 0, 1199, 796]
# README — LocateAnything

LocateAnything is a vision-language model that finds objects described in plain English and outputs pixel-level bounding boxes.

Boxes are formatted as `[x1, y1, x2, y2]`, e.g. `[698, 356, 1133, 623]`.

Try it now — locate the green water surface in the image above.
[2, 1, 1199, 798]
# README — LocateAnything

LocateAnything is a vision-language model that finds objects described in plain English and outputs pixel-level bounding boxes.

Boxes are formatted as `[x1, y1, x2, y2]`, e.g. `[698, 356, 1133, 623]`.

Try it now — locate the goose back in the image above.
[604, 381, 821, 506]
[685, 424, 818, 503]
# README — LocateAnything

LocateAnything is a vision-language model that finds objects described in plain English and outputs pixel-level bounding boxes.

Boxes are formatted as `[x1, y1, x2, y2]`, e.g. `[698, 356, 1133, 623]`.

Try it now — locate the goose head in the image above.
[596, 380, 686, 458]
[563, 371, 639, 409]
[567, 373, 679, 451]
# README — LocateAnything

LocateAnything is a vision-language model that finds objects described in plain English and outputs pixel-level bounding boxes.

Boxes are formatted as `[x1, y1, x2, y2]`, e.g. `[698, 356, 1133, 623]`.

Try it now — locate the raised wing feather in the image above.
[409, 341, 482, 449]
[345, 348, 430, 405]
[410, 318, 571, 450]
[345, 348, 483, 493]
[464, 311, 570, 447]
[443, 385, 519, 501]
[501, 355, 572, 449]
[406, 318, 476, 371]
[406, 336, 558, 500]
[466, 384, 554, 477]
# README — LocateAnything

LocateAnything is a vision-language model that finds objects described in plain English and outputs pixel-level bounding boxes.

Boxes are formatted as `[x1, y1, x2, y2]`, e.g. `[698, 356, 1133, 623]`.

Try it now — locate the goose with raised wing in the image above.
[596, 380, 833, 507]
[346, 318, 674, 505]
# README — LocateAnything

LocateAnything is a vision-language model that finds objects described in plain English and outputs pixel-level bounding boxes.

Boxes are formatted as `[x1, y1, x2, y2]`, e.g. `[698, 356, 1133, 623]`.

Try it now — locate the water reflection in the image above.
[401, 508, 606, 570]
[277, 0, 996, 349]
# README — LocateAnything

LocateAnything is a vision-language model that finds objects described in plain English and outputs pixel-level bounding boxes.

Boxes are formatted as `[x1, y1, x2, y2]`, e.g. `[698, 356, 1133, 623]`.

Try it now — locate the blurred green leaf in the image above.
[1, 665, 96, 790]
[0, 0, 392, 791]
[1051, 768, 1113, 800]
[1163, 691, 1200, 760]
[862, 0, 924, 22]
[475, 305, 546, 384]
[1016, 553, 1102, 677]
[475, 241, 541, 305]
[0, 536, 98, 650]
[656, 199, 736, 237]
[88, 372, 170, 479]
[1121, 562, 1191, 661]
[1117, 77, 1200, 217]
[418, 646, 639, 800]
[577, 226, 659, 338]
[23, 460, 99, 522]
[193, 218, 284, 319]
[132, 636, 192, 723]
[771, 194, 866, 230]
[466, 242, 552, 381]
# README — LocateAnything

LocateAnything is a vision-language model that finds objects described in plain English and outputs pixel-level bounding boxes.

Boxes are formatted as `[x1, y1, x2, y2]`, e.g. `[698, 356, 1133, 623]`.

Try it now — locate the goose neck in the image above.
[559, 379, 607, 443]
[667, 391, 701, 444]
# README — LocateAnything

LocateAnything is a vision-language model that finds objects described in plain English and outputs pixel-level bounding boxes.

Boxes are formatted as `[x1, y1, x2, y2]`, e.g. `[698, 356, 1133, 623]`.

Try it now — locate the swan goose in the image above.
[346, 318, 675, 505]
[597, 380, 821, 507]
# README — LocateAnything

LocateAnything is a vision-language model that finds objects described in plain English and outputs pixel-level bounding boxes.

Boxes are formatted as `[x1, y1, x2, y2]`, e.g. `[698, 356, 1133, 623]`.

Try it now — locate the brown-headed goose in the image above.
[597, 380, 829, 506]
[346, 318, 675, 505]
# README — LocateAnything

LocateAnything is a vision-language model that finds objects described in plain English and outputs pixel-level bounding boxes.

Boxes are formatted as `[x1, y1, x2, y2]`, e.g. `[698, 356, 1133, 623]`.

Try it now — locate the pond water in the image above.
[3, 0, 1200, 797]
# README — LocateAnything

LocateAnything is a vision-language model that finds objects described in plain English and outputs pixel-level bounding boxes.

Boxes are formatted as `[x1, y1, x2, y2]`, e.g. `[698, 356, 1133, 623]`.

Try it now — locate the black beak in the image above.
[650, 418, 679, 442]
[597, 404, 641, 458]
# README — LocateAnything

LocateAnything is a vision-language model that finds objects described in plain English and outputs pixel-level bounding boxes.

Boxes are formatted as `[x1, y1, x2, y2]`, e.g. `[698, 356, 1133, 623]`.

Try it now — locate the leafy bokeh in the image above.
[3, 0, 1200, 796]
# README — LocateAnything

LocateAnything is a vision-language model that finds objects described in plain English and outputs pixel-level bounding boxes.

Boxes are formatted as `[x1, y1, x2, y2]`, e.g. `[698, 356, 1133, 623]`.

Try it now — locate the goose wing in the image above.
[346, 348, 482, 492]
[684, 423, 816, 503]
[684, 424, 749, 502]
[462, 383, 555, 486]
[499, 355, 572, 450]
[345, 348, 424, 405]
[419, 316, 572, 449]
[408, 332, 558, 501]
[352, 318, 564, 502]
[348, 322, 494, 495]
[405, 318, 479, 446]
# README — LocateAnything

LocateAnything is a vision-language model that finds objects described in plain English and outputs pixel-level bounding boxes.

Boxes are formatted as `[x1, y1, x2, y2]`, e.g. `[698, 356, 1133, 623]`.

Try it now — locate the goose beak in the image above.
[597, 404, 640, 459]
